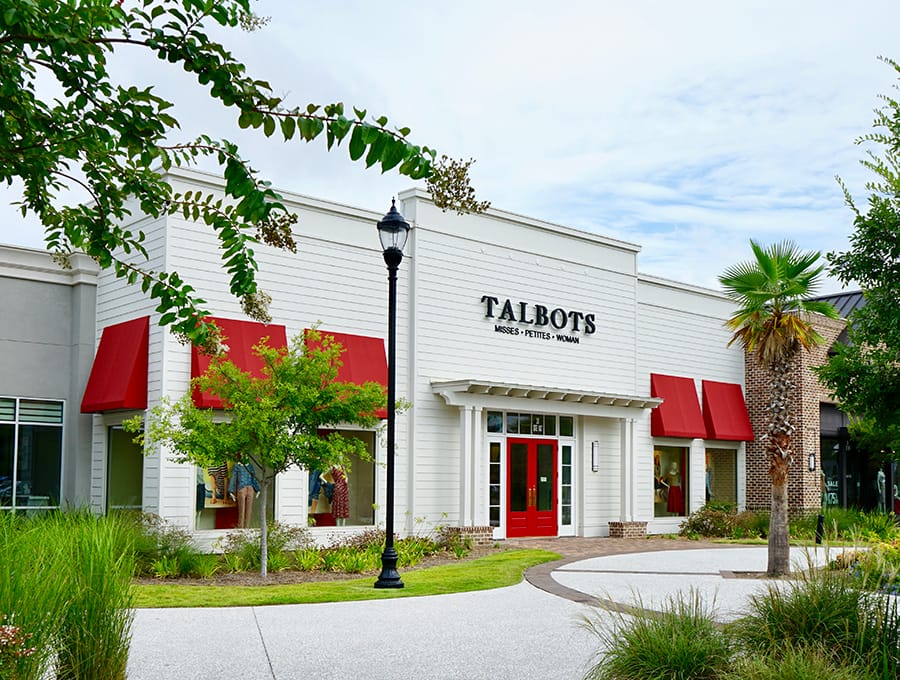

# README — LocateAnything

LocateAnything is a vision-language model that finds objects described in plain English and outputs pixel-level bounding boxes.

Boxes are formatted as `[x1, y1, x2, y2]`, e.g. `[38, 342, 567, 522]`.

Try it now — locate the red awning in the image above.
[702, 380, 754, 441]
[307, 329, 388, 419]
[81, 317, 149, 413]
[191, 317, 288, 408]
[650, 373, 706, 438]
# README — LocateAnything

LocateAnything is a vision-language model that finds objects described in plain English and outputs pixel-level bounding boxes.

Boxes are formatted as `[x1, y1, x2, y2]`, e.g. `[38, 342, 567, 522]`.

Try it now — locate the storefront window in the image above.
[0, 398, 62, 513]
[653, 445, 688, 517]
[704, 448, 737, 506]
[195, 462, 274, 530]
[308, 430, 376, 527]
[492, 412, 559, 436]
[107, 426, 143, 512]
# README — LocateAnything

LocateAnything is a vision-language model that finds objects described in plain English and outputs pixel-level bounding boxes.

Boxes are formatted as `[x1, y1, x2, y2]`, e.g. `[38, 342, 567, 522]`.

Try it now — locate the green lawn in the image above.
[133, 548, 560, 608]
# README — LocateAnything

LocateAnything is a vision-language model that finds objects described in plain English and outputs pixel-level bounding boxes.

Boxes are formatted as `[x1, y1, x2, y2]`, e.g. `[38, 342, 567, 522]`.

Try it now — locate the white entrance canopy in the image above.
[432, 379, 661, 417]
[431, 379, 661, 530]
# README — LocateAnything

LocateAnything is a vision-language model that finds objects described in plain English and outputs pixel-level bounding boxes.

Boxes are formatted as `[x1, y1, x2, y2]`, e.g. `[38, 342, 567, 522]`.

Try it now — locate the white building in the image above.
[6, 168, 755, 541]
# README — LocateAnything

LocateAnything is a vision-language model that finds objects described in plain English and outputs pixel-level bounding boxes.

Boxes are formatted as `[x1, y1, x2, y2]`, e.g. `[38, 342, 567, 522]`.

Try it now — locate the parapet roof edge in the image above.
[398, 186, 642, 254]
[637, 272, 730, 299]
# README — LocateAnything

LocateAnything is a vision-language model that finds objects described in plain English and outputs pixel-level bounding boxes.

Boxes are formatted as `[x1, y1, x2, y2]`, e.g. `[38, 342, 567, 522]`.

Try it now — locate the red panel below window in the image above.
[702, 380, 754, 441]
[191, 318, 288, 408]
[81, 317, 149, 413]
[650, 373, 706, 439]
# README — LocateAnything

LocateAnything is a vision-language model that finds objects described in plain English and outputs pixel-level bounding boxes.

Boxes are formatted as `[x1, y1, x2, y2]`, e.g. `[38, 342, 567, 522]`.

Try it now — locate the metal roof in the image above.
[814, 290, 865, 319]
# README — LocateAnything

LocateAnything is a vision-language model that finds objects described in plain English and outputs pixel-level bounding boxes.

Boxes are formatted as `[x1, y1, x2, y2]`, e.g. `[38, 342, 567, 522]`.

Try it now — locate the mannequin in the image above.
[331, 466, 349, 525]
[206, 464, 228, 505]
[228, 460, 259, 528]
[665, 461, 685, 516]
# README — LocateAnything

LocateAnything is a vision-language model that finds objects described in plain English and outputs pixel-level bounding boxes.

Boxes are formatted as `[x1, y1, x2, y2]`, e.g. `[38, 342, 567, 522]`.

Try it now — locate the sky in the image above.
[3, 0, 900, 293]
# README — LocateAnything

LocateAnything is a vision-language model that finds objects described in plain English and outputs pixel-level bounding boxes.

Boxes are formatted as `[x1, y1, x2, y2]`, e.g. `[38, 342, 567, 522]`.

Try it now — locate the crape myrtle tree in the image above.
[817, 57, 900, 457]
[719, 241, 838, 577]
[127, 329, 386, 577]
[0, 0, 488, 352]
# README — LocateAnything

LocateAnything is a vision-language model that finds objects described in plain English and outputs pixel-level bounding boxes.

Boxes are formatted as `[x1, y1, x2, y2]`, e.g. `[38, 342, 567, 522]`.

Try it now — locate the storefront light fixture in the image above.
[377, 198, 410, 254]
[374, 198, 410, 590]
[808, 452, 816, 472]
[591, 441, 600, 472]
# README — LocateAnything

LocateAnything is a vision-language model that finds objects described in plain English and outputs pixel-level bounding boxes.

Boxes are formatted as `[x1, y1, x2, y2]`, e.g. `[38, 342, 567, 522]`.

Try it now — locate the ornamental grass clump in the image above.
[54, 513, 135, 680]
[583, 590, 732, 680]
[0, 511, 136, 680]
[0, 512, 70, 679]
[722, 644, 872, 680]
[730, 568, 900, 679]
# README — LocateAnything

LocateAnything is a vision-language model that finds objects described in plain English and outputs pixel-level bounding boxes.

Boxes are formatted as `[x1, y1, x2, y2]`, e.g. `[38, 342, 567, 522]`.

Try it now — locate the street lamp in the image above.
[374, 198, 409, 589]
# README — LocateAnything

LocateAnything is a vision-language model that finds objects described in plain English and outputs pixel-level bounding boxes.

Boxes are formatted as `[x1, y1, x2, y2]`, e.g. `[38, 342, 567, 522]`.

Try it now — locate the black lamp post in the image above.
[374, 198, 409, 589]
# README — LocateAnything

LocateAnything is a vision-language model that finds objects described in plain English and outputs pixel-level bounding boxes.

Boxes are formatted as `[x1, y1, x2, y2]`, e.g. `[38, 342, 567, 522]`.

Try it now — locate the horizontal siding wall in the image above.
[91, 210, 166, 517]
[581, 417, 623, 536]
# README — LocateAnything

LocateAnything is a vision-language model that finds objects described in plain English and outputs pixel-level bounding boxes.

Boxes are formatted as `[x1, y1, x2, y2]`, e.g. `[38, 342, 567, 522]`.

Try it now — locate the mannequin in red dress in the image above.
[665, 461, 685, 516]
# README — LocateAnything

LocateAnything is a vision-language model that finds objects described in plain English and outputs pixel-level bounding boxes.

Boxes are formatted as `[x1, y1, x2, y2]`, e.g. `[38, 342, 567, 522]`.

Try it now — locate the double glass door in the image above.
[506, 438, 557, 537]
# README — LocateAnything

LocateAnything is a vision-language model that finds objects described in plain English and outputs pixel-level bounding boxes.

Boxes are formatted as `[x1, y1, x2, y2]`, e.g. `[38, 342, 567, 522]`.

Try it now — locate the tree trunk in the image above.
[259, 478, 268, 578]
[766, 354, 796, 577]
[768, 456, 791, 576]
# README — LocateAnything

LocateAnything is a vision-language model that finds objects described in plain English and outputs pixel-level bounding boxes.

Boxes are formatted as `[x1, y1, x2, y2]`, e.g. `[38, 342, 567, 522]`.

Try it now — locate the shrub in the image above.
[294, 547, 323, 571]
[0, 618, 36, 679]
[791, 508, 898, 543]
[129, 513, 201, 577]
[583, 590, 732, 680]
[680, 506, 736, 538]
[218, 522, 311, 572]
[733, 510, 768, 539]
[189, 554, 221, 579]
[834, 540, 900, 594]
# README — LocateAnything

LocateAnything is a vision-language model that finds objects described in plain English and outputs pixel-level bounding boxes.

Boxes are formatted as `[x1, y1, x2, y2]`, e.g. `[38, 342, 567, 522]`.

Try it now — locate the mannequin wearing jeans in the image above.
[229, 462, 260, 528]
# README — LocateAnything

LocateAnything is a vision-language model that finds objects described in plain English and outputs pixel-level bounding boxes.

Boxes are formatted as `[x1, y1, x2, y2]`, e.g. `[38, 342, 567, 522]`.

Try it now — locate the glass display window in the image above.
[308, 430, 375, 527]
[704, 448, 737, 506]
[653, 445, 688, 517]
[107, 426, 143, 512]
[195, 461, 273, 530]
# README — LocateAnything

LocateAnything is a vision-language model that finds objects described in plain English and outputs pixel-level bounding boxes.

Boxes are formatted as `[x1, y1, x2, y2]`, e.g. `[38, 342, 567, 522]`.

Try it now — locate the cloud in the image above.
[2, 0, 898, 295]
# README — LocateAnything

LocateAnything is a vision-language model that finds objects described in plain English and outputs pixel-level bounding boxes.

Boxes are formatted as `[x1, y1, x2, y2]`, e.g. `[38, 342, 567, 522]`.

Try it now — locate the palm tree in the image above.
[719, 240, 838, 576]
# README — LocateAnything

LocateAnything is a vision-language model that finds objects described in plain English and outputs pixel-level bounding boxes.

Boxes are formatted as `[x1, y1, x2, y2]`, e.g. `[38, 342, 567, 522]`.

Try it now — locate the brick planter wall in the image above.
[745, 314, 846, 514]
[443, 526, 495, 547]
[608, 521, 648, 538]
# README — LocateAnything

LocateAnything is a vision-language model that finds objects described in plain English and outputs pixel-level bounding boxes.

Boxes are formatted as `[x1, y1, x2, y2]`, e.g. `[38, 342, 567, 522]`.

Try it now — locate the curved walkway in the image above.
[128, 538, 835, 680]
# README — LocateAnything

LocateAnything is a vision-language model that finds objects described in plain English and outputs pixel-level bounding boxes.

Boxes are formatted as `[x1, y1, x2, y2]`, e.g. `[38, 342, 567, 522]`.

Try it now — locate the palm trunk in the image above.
[768, 454, 791, 576]
[766, 354, 796, 577]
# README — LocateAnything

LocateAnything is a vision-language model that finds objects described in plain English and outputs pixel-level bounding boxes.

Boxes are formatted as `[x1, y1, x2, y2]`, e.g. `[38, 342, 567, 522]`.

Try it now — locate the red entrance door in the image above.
[506, 438, 557, 537]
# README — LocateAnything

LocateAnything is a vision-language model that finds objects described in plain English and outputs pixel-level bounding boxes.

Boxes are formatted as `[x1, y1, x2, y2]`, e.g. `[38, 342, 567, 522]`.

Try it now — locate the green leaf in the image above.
[348, 125, 365, 161]
[280, 116, 296, 140]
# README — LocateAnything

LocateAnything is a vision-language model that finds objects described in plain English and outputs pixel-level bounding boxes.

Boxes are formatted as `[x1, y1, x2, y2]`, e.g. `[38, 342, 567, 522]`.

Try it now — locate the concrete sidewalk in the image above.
[127, 543, 836, 680]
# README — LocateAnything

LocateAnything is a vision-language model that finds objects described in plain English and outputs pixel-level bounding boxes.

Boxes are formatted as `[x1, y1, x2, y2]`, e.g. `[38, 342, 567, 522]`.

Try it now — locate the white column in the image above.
[621, 417, 635, 521]
[459, 406, 473, 526]
[471, 406, 484, 525]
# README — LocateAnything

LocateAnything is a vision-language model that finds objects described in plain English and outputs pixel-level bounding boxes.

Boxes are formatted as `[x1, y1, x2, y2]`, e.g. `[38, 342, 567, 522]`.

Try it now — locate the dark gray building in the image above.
[0, 245, 98, 511]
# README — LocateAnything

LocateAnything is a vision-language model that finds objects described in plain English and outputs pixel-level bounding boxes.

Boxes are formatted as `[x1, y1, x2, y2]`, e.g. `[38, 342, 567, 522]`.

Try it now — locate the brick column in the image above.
[744, 314, 846, 514]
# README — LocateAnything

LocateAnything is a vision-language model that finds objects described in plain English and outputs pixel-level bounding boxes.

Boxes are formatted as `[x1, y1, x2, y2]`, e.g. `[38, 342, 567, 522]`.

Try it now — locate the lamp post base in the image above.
[374, 546, 405, 589]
